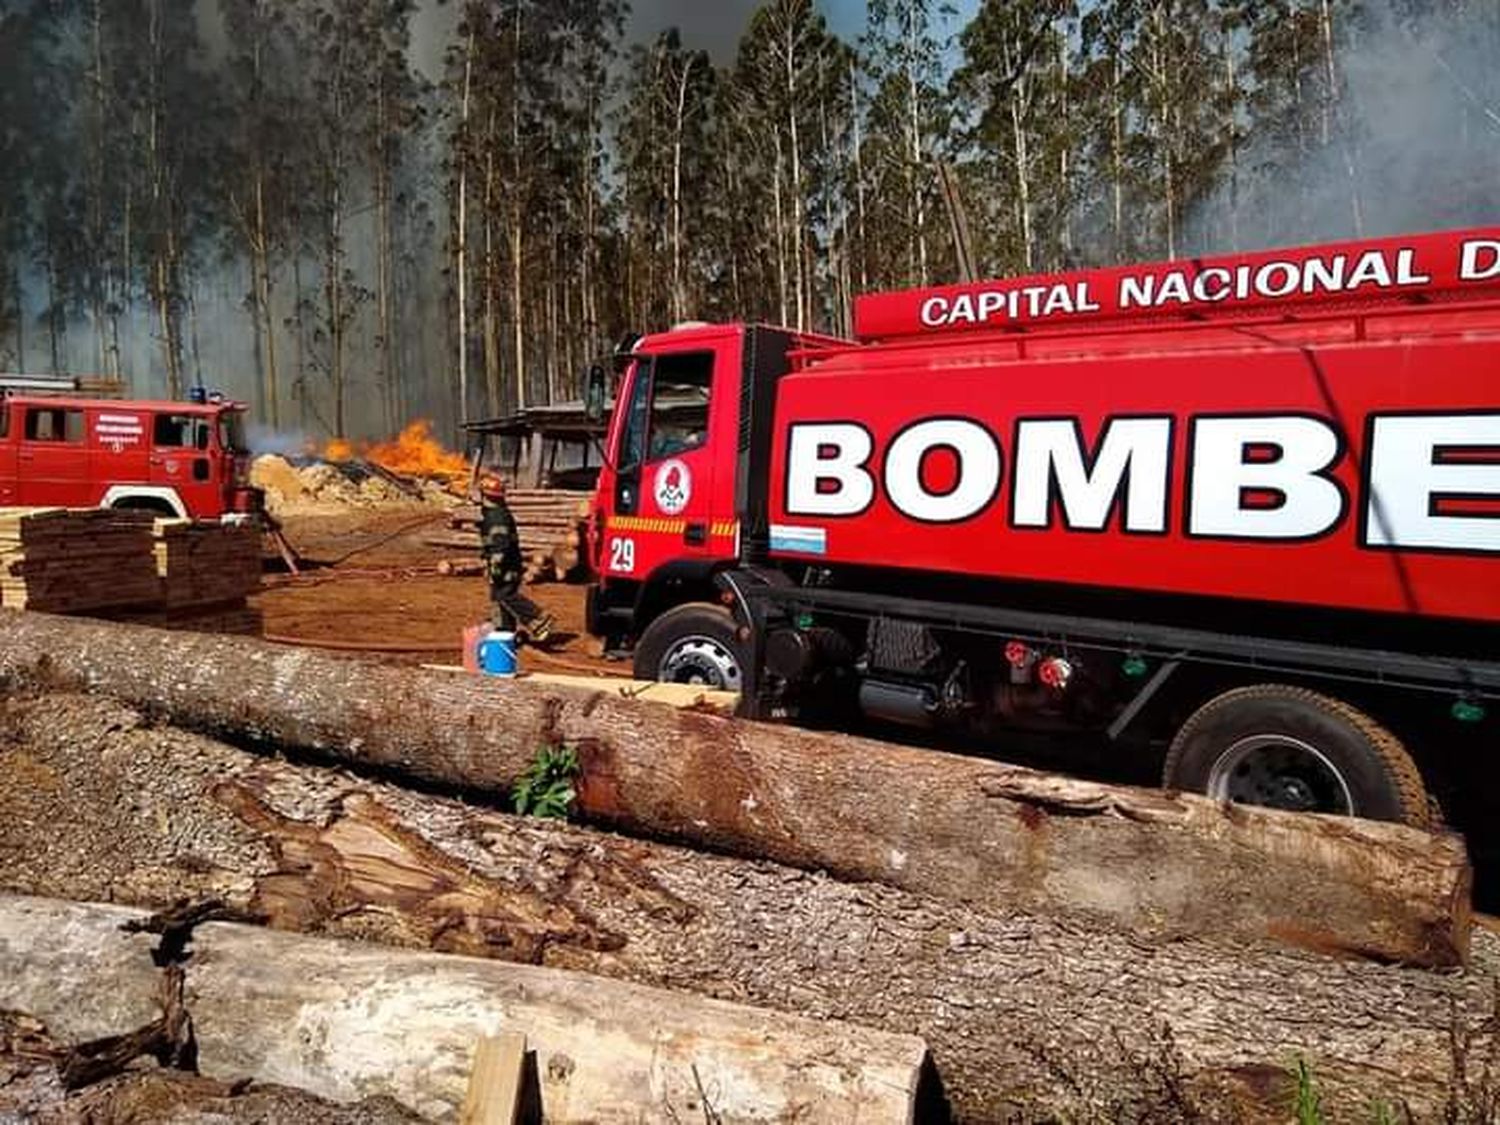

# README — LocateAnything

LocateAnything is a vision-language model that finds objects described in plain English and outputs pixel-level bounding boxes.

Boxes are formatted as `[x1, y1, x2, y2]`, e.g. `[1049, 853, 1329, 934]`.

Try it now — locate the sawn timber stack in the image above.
[444, 488, 589, 581]
[0, 508, 159, 612]
[0, 611, 1471, 968]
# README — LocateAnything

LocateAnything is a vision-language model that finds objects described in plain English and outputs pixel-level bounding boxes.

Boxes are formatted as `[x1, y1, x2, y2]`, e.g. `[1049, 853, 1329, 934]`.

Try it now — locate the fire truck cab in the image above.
[0, 392, 258, 519]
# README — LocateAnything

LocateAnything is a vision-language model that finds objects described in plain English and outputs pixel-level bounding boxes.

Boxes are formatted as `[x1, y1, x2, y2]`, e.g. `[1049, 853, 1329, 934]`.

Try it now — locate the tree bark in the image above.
[0, 612, 1470, 969]
[0, 690, 1495, 1123]
[0, 893, 926, 1124]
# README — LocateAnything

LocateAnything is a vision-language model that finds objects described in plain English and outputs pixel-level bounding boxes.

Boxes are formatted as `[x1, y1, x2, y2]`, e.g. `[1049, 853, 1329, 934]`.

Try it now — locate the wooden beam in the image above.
[460, 1034, 526, 1125]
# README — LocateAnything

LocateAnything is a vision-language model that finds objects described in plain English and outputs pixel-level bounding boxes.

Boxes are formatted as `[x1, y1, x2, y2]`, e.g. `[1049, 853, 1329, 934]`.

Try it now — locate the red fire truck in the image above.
[0, 381, 259, 519]
[584, 227, 1500, 826]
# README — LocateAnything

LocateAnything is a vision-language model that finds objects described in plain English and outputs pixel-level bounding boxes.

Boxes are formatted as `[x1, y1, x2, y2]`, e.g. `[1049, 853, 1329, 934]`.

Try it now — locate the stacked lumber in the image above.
[152, 519, 261, 608]
[444, 489, 591, 582]
[0, 508, 159, 613]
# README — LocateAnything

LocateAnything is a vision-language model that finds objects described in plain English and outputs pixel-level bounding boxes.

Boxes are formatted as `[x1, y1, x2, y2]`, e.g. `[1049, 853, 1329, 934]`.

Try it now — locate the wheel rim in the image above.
[1204, 734, 1354, 815]
[659, 635, 743, 691]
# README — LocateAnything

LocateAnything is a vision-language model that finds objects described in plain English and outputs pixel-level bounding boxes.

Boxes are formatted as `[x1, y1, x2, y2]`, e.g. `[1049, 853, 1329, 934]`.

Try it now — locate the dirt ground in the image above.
[255, 508, 623, 677]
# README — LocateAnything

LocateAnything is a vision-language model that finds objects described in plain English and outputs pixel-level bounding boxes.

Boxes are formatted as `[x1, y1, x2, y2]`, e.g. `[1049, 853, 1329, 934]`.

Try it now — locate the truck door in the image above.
[603, 349, 723, 581]
[0, 402, 16, 506]
[17, 405, 88, 507]
[149, 410, 214, 515]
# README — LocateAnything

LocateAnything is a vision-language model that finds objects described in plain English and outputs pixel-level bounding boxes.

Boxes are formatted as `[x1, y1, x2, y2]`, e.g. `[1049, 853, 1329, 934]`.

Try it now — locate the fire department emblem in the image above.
[654, 459, 691, 515]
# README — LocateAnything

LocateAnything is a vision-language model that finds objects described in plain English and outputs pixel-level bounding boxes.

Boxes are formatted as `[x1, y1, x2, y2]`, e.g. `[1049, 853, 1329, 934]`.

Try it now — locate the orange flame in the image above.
[319, 421, 468, 480]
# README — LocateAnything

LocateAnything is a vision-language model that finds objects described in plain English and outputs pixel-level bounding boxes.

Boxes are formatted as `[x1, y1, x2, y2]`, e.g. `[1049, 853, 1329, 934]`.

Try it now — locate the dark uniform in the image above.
[480, 494, 553, 641]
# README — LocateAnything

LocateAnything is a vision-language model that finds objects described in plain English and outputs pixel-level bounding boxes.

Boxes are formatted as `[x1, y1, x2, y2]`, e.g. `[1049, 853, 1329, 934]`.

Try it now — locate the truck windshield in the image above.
[218, 411, 248, 453]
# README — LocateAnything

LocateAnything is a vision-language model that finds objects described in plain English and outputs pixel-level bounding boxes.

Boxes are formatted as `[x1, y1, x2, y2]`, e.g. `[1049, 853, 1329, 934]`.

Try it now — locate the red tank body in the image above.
[766, 228, 1500, 623]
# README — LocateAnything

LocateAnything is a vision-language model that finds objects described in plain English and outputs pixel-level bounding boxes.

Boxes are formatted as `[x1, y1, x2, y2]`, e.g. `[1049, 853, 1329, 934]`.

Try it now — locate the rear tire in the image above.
[1163, 684, 1430, 827]
[633, 603, 745, 692]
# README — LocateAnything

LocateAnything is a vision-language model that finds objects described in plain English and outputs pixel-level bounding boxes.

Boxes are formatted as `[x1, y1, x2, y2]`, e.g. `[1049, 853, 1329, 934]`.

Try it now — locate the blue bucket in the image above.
[477, 630, 518, 677]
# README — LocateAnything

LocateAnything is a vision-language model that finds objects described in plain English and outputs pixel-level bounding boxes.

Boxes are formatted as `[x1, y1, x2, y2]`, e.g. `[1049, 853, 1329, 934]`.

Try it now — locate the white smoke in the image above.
[1190, 2, 1500, 253]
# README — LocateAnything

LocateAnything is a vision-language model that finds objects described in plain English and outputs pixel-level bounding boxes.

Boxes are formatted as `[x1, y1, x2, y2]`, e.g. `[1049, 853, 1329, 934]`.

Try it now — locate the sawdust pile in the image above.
[251, 456, 457, 517]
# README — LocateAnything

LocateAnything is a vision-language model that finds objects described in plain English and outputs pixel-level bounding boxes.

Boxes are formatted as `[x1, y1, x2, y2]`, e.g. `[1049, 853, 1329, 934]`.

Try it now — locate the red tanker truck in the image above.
[583, 227, 1500, 826]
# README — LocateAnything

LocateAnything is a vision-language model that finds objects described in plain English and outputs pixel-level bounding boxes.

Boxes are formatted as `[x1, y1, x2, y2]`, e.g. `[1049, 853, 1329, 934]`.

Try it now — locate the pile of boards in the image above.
[0, 507, 260, 617]
[439, 488, 590, 582]
[0, 508, 160, 612]
[153, 519, 262, 608]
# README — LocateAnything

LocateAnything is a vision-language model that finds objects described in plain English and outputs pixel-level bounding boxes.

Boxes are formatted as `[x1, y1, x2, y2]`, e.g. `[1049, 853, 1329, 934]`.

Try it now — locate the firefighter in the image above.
[477, 473, 555, 644]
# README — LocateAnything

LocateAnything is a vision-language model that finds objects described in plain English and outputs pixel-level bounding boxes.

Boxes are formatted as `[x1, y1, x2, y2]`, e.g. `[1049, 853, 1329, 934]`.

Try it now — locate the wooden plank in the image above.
[459, 1033, 526, 1125]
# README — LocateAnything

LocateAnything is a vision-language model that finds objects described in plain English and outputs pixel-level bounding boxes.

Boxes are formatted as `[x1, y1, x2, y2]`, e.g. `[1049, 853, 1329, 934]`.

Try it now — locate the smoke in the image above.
[246, 424, 312, 456]
[1189, 2, 1500, 253]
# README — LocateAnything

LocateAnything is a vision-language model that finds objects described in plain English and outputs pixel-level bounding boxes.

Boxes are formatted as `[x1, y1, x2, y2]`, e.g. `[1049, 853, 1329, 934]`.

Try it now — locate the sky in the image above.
[413, 1, 983, 78]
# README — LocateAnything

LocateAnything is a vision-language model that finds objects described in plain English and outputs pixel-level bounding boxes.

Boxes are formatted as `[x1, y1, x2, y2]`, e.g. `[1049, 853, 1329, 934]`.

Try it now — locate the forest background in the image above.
[0, 0, 1493, 442]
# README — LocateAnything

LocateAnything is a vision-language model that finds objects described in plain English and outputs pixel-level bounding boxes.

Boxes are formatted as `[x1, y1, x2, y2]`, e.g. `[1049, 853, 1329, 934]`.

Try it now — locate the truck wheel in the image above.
[634, 603, 745, 692]
[1163, 685, 1429, 827]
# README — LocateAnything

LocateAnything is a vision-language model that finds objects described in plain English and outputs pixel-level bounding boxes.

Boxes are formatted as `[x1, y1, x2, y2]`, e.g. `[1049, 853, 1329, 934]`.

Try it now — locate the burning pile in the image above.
[251, 421, 468, 516]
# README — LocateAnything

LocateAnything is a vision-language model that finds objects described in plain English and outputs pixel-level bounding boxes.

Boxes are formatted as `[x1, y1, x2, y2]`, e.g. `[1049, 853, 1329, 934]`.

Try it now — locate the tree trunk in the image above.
[0, 690, 1493, 1123]
[482, 117, 502, 418]
[905, 2, 927, 287]
[509, 2, 526, 414]
[0, 894, 926, 1124]
[0, 612, 1469, 970]
[785, 29, 806, 332]
[374, 72, 396, 436]
[455, 27, 474, 426]
[849, 54, 868, 294]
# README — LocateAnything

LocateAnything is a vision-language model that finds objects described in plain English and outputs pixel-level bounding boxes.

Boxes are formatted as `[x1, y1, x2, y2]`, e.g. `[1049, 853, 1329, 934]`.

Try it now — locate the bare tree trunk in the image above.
[455, 28, 474, 426]
[86, 0, 116, 380]
[509, 3, 527, 413]
[252, 176, 279, 428]
[905, 1, 927, 287]
[1111, 49, 1125, 257]
[146, 0, 182, 398]
[772, 135, 788, 327]
[374, 70, 396, 434]
[669, 56, 694, 326]
[1223, 37, 1241, 251]
[849, 54, 868, 294]
[482, 116, 502, 418]
[1320, 0, 1365, 235]
[784, 19, 806, 332]
[1056, 26, 1072, 268]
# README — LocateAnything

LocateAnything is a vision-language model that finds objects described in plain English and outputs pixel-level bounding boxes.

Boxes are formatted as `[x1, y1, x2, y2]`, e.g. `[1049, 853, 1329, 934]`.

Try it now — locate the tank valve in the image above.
[1037, 656, 1073, 691]
[1004, 640, 1035, 684]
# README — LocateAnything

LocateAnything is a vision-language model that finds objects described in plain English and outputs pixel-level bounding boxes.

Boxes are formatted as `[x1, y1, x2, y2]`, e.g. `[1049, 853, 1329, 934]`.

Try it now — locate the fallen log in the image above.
[0, 611, 1469, 968]
[436, 558, 486, 577]
[0, 690, 1494, 1122]
[0, 1008, 423, 1124]
[0, 894, 927, 1124]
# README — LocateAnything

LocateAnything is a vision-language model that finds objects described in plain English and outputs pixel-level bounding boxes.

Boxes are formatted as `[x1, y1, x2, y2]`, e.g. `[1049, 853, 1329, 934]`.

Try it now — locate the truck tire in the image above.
[1162, 684, 1430, 827]
[633, 603, 745, 693]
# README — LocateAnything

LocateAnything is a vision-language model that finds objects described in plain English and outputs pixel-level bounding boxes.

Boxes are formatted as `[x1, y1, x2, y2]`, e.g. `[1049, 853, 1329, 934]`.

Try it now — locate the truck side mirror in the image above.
[585, 364, 607, 423]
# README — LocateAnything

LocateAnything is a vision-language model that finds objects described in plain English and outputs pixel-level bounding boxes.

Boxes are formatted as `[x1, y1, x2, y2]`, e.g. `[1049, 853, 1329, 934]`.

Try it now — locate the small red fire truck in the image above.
[0, 381, 258, 519]
[584, 227, 1500, 826]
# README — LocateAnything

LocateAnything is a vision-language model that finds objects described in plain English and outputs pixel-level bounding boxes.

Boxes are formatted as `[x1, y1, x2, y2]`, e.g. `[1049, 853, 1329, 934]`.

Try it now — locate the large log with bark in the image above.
[0, 611, 1470, 968]
[0, 894, 928, 1123]
[0, 689, 1495, 1123]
